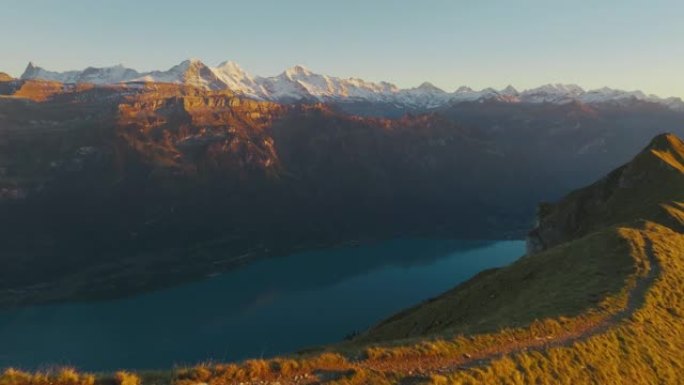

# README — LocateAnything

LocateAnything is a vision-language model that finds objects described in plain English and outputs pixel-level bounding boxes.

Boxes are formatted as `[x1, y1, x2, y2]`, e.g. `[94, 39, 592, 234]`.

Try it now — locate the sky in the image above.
[3, 0, 684, 97]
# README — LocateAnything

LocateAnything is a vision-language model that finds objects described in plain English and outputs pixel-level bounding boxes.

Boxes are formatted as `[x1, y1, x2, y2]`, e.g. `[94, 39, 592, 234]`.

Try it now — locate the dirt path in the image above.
[233, 239, 660, 385]
[354, 238, 661, 380]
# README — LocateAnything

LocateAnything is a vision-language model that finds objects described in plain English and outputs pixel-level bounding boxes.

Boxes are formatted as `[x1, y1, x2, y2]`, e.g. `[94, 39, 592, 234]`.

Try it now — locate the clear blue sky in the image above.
[3, 0, 683, 97]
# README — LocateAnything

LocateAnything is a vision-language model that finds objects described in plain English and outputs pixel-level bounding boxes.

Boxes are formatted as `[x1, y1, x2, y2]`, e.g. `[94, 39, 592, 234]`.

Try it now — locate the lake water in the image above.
[0, 239, 523, 371]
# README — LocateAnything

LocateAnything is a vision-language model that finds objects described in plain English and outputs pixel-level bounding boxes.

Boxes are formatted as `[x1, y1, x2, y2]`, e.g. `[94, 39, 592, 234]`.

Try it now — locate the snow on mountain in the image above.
[18, 60, 684, 111]
[256, 65, 401, 102]
[519, 84, 585, 103]
[659, 97, 684, 111]
[573, 87, 684, 111]
[395, 82, 450, 108]
[131, 59, 228, 90]
[211, 61, 267, 99]
[21, 62, 142, 84]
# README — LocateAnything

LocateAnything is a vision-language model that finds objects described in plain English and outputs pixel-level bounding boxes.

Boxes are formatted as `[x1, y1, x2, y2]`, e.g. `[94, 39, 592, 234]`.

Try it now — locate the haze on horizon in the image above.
[3, 0, 684, 98]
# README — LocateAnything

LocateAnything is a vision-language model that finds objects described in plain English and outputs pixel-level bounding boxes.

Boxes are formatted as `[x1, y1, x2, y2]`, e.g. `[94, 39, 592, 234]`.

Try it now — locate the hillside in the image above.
[3, 131, 683, 384]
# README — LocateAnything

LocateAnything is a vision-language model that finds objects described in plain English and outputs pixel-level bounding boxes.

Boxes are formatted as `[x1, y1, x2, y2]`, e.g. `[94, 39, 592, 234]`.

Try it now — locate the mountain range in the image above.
[18, 59, 684, 111]
[3, 62, 684, 307]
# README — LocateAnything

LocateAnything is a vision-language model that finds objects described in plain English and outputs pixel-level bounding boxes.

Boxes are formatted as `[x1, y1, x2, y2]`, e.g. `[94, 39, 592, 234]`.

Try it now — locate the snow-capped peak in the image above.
[455, 86, 475, 93]
[21, 62, 141, 84]
[211, 61, 266, 99]
[283, 65, 313, 78]
[520, 83, 586, 103]
[416, 82, 446, 93]
[15, 59, 684, 111]
[216, 60, 246, 75]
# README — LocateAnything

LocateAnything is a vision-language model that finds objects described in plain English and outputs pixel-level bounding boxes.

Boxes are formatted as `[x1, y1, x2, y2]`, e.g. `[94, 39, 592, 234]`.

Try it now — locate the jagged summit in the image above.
[20, 62, 44, 79]
[14, 59, 684, 111]
[23, 61, 36, 73]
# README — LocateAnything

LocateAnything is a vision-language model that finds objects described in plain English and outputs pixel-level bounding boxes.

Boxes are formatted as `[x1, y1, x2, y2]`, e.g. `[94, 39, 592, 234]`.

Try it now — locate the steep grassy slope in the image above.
[354, 227, 634, 342]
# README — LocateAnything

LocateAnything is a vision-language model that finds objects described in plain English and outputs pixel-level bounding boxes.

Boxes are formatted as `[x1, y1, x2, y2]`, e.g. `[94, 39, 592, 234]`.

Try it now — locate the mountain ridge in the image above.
[527, 133, 684, 253]
[16, 60, 684, 111]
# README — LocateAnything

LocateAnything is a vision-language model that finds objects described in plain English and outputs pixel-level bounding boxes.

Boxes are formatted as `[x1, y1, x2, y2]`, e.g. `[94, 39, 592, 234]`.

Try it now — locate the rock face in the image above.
[527, 133, 684, 253]
[0, 72, 13, 82]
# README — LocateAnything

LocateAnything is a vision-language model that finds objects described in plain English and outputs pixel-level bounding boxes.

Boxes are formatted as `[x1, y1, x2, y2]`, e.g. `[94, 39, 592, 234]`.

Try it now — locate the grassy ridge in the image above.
[353, 228, 634, 342]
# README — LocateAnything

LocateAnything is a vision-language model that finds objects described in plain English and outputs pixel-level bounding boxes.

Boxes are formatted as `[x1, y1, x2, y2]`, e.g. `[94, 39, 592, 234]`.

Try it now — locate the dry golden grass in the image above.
[0, 368, 95, 385]
[113, 372, 141, 385]
[437, 222, 684, 385]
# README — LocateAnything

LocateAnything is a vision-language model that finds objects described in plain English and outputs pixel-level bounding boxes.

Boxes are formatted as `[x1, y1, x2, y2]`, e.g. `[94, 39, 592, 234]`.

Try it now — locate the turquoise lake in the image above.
[0, 239, 524, 371]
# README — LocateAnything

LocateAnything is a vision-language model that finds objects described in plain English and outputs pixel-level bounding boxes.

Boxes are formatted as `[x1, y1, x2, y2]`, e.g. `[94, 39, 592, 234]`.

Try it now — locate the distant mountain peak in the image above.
[501, 85, 519, 95]
[21, 62, 41, 79]
[284, 65, 313, 78]
[216, 60, 244, 72]
[176, 59, 203, 70]
[416, 82, 445, 93]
